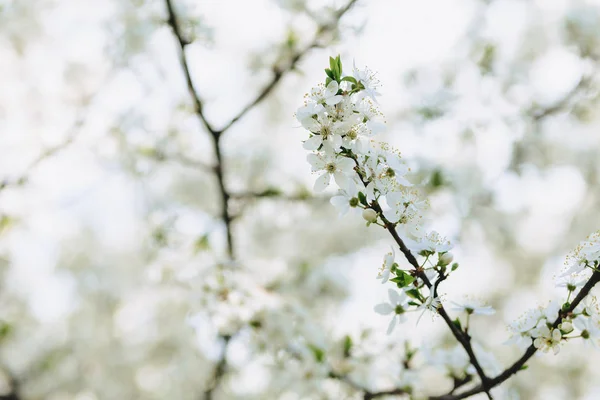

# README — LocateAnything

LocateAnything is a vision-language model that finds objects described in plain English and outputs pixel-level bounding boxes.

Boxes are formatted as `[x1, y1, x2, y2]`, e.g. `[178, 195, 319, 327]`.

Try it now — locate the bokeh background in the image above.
[2, 0, 600, 399]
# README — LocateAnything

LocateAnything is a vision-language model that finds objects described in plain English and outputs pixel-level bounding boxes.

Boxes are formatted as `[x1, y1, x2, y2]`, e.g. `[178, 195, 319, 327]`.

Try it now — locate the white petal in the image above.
[306, 153, 325, 171]
[474, 306, 496, 315]
[374, 303, 394, 315]
[325, 80, 339, 96]
[301, 117, 321, 132]
[380, 269, 391, 283]
[326, 95, 343, 105]
[367, 120, 385, 134]
[314, 172, 330, 192]
[337, 157, 356, 174]
[303, 135, 323, 151]
[386, 315, 398, 335]
[333, 171, 349, 191]
[388, 288, 402, 305]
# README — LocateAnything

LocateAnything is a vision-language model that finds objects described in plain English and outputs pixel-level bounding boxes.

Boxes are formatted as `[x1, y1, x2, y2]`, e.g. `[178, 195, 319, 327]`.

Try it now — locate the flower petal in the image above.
[386, 315, 397, 335]
[313, 172, 330, 192]
[307, 153, 325, 171]
[388, 288, 401, 305]
[303, 135, 323, 151]
[333, 171, 349, 191]
[374, 303, 393, 315]
[326, 95, 343, 105]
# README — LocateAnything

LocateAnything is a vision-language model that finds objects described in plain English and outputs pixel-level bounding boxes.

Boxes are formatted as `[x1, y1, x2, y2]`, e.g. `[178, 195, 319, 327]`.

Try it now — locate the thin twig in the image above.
[164, 1, 359, 398]
[433, 270, 600, 400]
[349, 154, 494, 399]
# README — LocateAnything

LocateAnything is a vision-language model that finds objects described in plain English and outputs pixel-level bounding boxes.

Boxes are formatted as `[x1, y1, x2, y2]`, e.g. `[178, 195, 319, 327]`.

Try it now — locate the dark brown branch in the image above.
[433, 270, 600, 400]
[351, 161, 493, 399]
[164, 0, 216, 136]
[203, 335, 231, 400]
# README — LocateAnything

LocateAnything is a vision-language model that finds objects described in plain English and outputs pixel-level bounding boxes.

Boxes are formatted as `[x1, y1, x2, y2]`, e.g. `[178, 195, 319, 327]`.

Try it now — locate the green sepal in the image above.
[357, 191, 368, 206]
[405, 288, 421, 300]
[343, 335, 352, 358]
[452, 318, 462, 331]
[341, 76, 357, 84]
[309, 344, 325, 363]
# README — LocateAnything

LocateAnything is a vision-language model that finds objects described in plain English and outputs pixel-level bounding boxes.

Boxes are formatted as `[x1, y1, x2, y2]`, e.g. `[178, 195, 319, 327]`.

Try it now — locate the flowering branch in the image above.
[360, 175, 493, 399]
[436, 270, 600, 400]
[297, 56, 600, 399]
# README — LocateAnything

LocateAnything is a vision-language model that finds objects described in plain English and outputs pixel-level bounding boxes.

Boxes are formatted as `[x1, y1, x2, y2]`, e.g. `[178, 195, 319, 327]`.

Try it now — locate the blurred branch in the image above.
[230, 189, 330, 202]
[218, 0, 359, 135]
[0, 365, 21, 400]
[0, 113, 86, 193]
[0, 80, 105, 194]
[144, 150, 215, 173]
[165, 0, 358, 398]
[529, 77, 589, 121]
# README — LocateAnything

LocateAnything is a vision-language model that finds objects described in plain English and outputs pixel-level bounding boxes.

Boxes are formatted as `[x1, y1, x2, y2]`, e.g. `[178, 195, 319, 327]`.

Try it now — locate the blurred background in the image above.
[1, 0, 600, 399]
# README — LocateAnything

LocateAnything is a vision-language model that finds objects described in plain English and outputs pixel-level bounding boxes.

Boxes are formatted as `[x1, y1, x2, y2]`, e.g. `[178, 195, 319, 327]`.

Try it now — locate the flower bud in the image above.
[438, 252, 454, 266]
[559, 321, 573, 333]
[362, 208, 378, 223]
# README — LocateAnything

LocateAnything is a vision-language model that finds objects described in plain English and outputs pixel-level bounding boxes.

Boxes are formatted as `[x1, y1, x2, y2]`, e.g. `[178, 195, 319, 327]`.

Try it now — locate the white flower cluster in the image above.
[507, 231, 600, 354]
[297, 57, 474, 329]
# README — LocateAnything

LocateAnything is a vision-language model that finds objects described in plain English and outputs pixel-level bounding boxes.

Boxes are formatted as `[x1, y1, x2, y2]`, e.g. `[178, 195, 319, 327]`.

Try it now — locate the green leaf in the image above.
[336, 54, 342, 75]
[325, 68, 335, 80]
[194, 234, 210, 253]
[343, 335, 352, 358]
[357, 191, 368, 206]
[405, 288, 421, 300]
[390, 270, 415, 289]
[329, 57, 337, 74]
[519, 365, 528, 371]
[430, 169, 444, 188]
[341, 76, 357, 84]
[451, 262, 459, 271]
[309, 344, 325, 363]
[0, 321, 12, 340]
[325, 77, 332, 86]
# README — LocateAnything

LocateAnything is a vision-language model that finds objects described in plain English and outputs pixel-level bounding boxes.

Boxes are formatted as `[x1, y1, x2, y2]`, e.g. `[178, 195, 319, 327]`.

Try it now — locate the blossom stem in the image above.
[347, 154, 494, 399]
[433, 270, 600, 400]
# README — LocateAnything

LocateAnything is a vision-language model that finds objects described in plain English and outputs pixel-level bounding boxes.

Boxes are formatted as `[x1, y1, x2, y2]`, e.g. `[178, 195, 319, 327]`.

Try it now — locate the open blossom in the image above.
[506, 308, 543, 349]
[311, 80, 343, 106]
[330, 186, 359, 216]
[417, 295, 441, 324]
[532, 325, 562, 354]
[573, 316, 600, 347]
[307, 152, 356, 192]
[408, 231, 453, 255]
[562, 230, 600, 277]
[353, 61, 381, 101]
[374, 289, 410, 334]
[451, 298, 496, 316]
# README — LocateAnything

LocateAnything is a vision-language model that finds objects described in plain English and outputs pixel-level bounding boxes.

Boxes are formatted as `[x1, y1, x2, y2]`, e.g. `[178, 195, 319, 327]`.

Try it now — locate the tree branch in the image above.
[349, 155, 493, 398]
[433, 270, 600, 400]
[165, 1, 359, 398]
